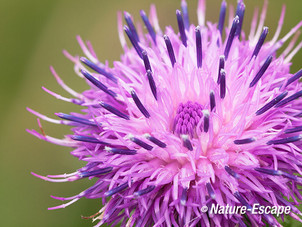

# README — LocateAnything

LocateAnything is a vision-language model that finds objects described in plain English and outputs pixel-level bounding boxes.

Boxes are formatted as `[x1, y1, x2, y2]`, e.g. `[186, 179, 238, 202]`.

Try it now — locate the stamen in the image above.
[234, 1, 245, 38]
[79, 167, 113, 178]
[210, 90, 216, 111]
[195, 26, 202, 68]
[225, 166, 240, 179]
[55, 113, 97, 126]
[80, 57, 117, 83]
[220, 69, 226, 99]
[142, 50, 152, 72]
[180, 187, 188, 206]
[234, 191, 252, 209]
[81, 69, 117, 98]
[176, 10, 187, 47]
[130, 89, 150, 118]
[275, 90, 302, 107]
[285, 126, 302, 134]
[129, 135, 153, 151]
[285, 69, 302, 87]
[251, 27, 268, 59]
[218, 0, 227, 37]
[181, 0, 190, 30]
[224, 16, 239, 60]
[140, 10, 157, 44]
[249, 55, 273, 88]
[217, 55, 225, 84]
[203, 110, 209, 133]
[256, 168, 299, 182]
[105, 146, 137, 155]
[267, 135, 302, 145]
[164, 35, 176, 67]
[206, 182, 215, 199]
[99, 101, 130, 120]
[255, 167, 281, 176]
[256, 91, 288, 115]
[181, 134, 193, 151]
[104, 182, 129, 197]
[134, 185, 155, 197]
[146, 70, 157, 100]
[71, 135, 109, 145]
[124, 25, 143, 59]
[234, 137, 256, 145]
[144, 133, 167, 148]
[124, 12, 140, 42]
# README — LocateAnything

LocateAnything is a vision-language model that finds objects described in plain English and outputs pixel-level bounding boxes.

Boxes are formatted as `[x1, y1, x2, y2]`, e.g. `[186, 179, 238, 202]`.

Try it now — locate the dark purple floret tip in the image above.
[195, 26, 202, 68]
[105, 147, 137, 155]
[210, 91, 216, 111]
[206, 182, 215, 199]
[164, 35, 176, 67]
[100, 101, 130, 120]
[56, 112, 97, 126]
[142, 50, 152, 72]
[130, 89, 150, 118]
[79, 167, 113, 178]
[267, 135, 302, 145]
[225, 166, 240, 179]
[285, 69, 302, 87]
[203, 110, 210, 133]
[146, 70, 157, 100]
[134, 185, 156, 197]
[124, 11, 140, 42]
[81, 69, 117, 98]
[275, 90, 302, 107]
[252, 27, 269, 59]
[220, 69, 226, 98]
[80, 57, 117, 83]
[104, 182, 129, 197]
[224, 16, 239, 60]
[285, 126, 302, 134]
[249, 55, 273, 88]
[218, 0, 227, 37]
[176, 9, 187, 47]
[256, 91, 288, 115]
[234, 137, 256, 145]
[144, 134, 166, 148]
[124, 25, 143, 59]
[234, 1, 245, 38]
[71, 135, 109, 145]
[234, 191, 252, 210]
[181, 135, 193, 151]
[140, 10, 157, 44]
[129, 135, 153, 151]
[217, 55, 225, 84]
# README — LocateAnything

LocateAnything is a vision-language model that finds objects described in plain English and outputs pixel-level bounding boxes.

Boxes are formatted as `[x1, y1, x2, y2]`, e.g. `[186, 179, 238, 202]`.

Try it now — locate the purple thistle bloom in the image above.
[27, 0, 302, 226]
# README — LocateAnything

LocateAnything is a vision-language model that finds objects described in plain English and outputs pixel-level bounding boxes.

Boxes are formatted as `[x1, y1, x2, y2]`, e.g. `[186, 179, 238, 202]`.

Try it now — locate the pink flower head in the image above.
[28, 0, 302, 226]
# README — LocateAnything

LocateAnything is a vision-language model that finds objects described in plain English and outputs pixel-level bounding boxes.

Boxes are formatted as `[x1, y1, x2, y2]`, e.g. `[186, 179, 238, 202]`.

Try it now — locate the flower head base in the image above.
[28, 0, 302, 226]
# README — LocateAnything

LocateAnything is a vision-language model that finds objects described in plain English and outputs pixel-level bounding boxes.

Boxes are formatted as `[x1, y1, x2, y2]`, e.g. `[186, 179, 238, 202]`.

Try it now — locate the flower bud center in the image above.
[173, 101, 203, 137]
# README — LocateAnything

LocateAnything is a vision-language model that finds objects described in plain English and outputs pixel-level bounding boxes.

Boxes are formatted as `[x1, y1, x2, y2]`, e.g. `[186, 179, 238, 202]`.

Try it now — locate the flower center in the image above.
[173, 101, 203, 137]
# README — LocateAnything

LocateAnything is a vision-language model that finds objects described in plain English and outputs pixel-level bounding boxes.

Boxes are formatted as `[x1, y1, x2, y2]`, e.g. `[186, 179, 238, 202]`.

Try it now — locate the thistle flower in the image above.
[27, 0, 302, 226]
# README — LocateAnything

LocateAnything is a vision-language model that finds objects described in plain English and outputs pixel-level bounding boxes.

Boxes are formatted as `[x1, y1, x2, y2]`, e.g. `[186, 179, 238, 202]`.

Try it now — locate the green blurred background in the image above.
[0, 0, 301, 226]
